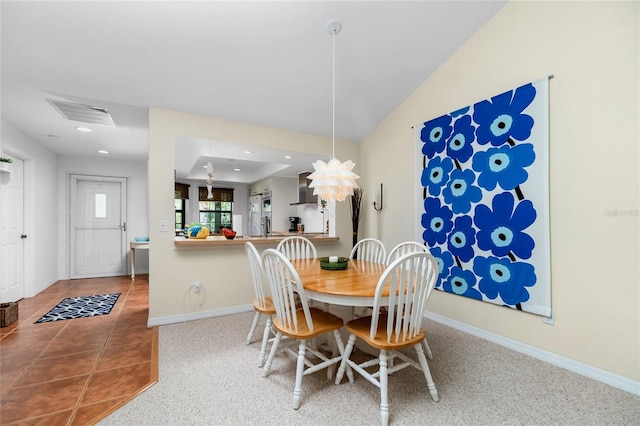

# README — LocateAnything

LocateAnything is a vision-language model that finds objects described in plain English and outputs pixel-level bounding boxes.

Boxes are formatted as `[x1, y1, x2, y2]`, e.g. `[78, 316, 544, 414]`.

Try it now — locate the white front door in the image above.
[70, 175, 127, 278]
[0, 154, 25, 303]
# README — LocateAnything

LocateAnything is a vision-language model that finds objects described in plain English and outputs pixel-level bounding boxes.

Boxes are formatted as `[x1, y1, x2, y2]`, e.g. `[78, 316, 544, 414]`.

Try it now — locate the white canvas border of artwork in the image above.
[413, 76, 552, 317]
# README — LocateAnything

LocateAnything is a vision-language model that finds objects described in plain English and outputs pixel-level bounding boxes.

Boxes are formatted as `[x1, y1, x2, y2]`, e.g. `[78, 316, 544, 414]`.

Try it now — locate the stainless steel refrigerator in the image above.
[248, 194, 262, 236]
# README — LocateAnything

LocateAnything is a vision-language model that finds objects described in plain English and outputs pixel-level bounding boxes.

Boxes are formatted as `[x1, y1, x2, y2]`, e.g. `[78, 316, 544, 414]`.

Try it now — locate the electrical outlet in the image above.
[193, 281, 201, 294]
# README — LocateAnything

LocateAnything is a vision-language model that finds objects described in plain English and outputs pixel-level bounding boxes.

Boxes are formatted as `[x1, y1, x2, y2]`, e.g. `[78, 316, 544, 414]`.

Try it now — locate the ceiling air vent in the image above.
[47, 99, 115, 126]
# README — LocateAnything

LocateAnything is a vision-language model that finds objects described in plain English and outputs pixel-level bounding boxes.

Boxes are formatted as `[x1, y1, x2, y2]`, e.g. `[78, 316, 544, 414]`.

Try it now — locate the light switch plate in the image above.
[159, 220, 168, 232]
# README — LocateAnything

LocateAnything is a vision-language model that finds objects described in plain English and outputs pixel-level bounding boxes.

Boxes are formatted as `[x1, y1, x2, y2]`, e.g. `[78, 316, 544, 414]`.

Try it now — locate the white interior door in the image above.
[70, 175, 127, 278]
[0, 154, 25, 303]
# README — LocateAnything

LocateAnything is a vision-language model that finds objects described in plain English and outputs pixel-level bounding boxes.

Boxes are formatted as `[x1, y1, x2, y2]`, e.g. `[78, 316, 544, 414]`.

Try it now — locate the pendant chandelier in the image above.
[308, 21, 359, 202]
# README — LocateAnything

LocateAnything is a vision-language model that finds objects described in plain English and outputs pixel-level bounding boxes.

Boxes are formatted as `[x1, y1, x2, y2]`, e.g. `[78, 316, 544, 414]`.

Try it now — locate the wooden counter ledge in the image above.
[174, 234, 339, 247]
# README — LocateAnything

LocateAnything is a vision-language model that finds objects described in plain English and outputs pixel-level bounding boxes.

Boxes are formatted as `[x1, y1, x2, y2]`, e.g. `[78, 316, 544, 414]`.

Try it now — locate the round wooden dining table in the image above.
[289, 258, 389, 307]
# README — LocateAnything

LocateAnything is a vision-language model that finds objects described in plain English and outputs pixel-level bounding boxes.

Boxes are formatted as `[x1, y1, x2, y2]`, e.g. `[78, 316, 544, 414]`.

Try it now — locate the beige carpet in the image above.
[99, 311, 639, 425]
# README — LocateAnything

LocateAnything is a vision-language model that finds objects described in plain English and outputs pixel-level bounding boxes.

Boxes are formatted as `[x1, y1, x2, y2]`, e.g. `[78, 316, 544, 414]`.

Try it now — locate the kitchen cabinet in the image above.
[249, 178, 273, 196]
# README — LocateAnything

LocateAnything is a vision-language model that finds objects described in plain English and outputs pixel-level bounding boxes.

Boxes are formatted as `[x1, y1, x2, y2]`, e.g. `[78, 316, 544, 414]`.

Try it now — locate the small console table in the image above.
[130, 241, 149, 279]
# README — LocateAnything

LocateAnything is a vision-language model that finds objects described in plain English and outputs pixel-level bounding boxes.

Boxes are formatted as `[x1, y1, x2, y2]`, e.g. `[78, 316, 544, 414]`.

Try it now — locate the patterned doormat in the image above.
[35, 293, 121, 323]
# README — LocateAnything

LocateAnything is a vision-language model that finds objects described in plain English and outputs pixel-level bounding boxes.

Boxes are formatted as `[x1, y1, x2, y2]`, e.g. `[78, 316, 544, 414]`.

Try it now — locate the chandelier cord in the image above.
[307, 21, 358, 202]
[331, 26, 336, 160]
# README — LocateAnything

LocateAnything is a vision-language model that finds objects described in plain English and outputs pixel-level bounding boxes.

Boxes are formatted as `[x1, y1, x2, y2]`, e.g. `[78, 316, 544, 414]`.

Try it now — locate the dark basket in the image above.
[0, 302, 18, 327]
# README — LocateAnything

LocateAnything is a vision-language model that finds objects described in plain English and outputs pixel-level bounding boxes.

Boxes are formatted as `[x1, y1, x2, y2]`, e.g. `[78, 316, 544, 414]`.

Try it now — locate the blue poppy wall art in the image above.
[415, 77, 551, 317]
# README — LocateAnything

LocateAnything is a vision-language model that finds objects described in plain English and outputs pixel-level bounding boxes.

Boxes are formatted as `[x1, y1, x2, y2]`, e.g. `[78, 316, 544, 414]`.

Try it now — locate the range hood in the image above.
[290, 172, 318, 205]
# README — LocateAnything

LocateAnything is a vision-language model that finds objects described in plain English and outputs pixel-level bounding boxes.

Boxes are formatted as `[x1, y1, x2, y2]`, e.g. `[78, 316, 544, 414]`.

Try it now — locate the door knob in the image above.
[21, 234, 27, 239]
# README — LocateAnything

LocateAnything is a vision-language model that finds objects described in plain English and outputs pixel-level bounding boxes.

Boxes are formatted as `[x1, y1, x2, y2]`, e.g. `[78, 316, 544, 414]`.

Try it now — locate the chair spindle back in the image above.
[261, 248, 313, 333]
[371, 252, 439, 343]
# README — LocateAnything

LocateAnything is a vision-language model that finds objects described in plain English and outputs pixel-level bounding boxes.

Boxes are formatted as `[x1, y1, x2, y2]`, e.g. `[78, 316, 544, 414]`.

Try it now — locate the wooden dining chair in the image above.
[335, 251, 440, 426]
[349, 238, 387, 319]
[261, 249, 354, 410]
[349, 238, 386, 263]
[386, 241, 427, 264]
[384, 241, 433, 360]
[276, 236, 317, 260]
[245, 242, 277, 367]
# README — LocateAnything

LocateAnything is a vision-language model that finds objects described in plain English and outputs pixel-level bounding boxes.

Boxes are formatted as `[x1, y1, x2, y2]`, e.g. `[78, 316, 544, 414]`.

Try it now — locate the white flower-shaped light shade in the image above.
[308, 158, 360, 202]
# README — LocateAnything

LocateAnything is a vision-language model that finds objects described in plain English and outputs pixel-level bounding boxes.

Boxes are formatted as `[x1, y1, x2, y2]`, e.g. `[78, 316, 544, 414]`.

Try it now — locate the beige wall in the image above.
[147, 109, 359, 321]
[359, 1, 639, 381]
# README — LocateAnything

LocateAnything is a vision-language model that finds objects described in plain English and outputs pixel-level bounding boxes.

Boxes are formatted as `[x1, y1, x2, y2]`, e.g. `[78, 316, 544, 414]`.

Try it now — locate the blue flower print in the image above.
[473, 83, 536, 146]
[422, 157, 453, 196]
[421, 115, 452, 158]
[447, 215, 476, 262]
[429, 246, 454, 288]
[443, 169, 483, 214]
[443, 266, 482, 300]
[473, 256, 537, 306]
[421, 198, 454, 245]
[446, 115, 475, 163]
[450, 106, 470, 118]
[474, 192, 536, 259]
[472, 143, 536, 191]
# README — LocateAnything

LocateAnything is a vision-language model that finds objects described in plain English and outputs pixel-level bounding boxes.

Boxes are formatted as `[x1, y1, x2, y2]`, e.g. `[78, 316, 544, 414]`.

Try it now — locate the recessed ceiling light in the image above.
[48, 134, 60, 140]
[284, 155, 292, 159]
[76, 126, 92, 132]
[98, 150, 109, 154]
[244, 150, 252, 154]
[233, 168, 241, 172]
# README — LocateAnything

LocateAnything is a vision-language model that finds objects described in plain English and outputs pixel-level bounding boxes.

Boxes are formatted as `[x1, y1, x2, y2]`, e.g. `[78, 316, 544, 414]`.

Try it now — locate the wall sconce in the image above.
[373, 183, 383, 211]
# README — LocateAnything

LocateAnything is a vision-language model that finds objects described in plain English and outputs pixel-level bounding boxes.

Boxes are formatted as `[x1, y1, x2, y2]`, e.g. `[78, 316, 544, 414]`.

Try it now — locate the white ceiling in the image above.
[1, 1, 505, 183]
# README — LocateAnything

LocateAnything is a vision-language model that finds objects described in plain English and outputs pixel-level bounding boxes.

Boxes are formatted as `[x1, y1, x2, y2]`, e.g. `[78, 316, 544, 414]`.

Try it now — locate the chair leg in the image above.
[379, 349, 390, 426]
[332, 329, 354, 383]
[262, 332, 282, 377]
[258, 316, 272, 367]
[335, 334, 356, 385]
[326, 337, 337, 380]
[292, 340, 307, 410]
[422, 338, 433, 360]
[414, 344, 439, 402]
[246, 311, 261, 345]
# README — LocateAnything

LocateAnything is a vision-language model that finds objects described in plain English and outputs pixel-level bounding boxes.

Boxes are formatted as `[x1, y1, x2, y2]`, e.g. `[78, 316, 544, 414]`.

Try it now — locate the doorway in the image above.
[69, 174, 127, 278]
[0, 154, 25, 303]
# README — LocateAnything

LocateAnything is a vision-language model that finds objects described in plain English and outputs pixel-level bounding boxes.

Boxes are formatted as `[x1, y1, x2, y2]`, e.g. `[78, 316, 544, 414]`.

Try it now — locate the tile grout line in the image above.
[67, 280, 136, 426]
[1, 276, 155, 425]
[0, 296, 73, 400]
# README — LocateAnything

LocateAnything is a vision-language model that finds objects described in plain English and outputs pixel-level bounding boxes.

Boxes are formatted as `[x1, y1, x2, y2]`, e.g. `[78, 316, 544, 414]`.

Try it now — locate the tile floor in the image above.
[0, 275, 158, 425]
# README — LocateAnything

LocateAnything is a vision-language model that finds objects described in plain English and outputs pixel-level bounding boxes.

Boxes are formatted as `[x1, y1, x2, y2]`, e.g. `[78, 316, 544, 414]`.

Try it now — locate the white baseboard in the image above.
[148, 304, 253, 327]
[28, 277, 58, 298]
[424, 311, 640, 396]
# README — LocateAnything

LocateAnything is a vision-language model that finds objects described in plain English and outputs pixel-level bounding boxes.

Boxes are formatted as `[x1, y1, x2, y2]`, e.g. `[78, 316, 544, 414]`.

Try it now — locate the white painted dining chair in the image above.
[386, 241, 427, 264]
[245, 242, 276, 367]
[335, 251, 440, 426]
[385, 241, 433, 359]
[349, 238, 387, 319]
[349, 238, 386, 264]
[276, 236, 317, 260]
[276, 235, 322, 317]
[261, 249, 353, 410]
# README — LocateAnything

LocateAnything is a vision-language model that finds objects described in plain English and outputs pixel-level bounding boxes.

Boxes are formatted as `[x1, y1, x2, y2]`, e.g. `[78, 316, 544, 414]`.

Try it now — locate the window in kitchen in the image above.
[198, 187, 234, 233]
[174, 182, 190, 233]
[175, 198, 185, 231]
